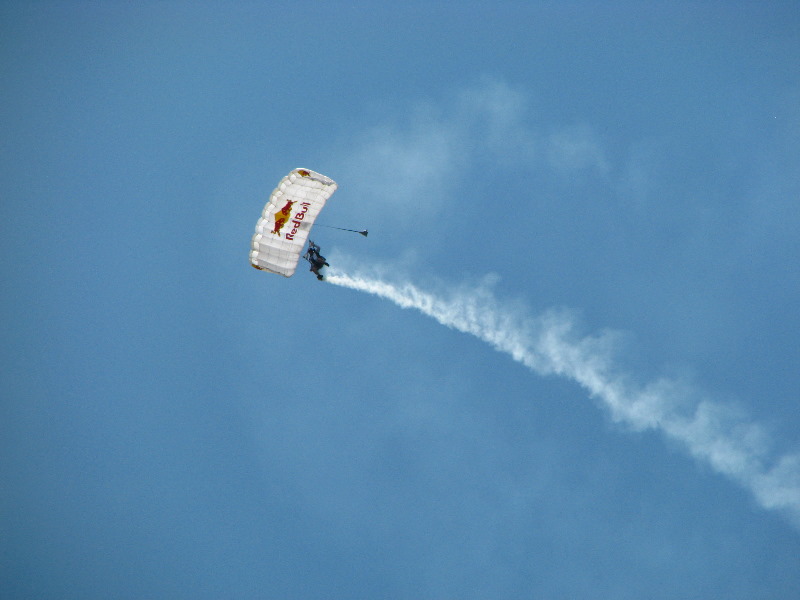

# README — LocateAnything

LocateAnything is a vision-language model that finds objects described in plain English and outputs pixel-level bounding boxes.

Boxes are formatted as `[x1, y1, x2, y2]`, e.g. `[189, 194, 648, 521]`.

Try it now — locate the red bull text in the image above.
[284, 202, 310, 240]
[271, 199, 311, 240]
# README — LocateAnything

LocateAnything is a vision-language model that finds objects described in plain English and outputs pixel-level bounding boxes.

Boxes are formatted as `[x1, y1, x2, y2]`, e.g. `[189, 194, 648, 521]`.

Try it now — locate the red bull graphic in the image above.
[285, 202, 311, 240]
[297, 169, 311, 177]
[271, 200, 295, 235]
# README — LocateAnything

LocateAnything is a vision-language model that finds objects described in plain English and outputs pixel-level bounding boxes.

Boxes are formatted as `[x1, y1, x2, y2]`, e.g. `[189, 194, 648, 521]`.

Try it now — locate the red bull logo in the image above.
[271, 200, 295, 235]
[271, 199, 312, 240]
[296, 169, 311, 177]
[285, 202, 311, 240]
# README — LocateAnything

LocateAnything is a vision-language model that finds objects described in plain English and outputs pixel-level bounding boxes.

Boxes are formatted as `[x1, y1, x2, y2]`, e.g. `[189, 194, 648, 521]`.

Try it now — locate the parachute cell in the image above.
[249, 168, 337, 277]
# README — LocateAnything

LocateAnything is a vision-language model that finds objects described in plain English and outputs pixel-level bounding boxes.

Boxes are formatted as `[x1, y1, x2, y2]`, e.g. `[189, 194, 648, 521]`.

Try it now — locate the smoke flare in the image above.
[326, 268, 800, 529]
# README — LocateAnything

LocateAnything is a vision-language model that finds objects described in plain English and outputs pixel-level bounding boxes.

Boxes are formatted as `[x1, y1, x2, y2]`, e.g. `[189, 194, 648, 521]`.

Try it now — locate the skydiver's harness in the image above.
[304, 244, 327, 271]
[305, 246, 322, 264]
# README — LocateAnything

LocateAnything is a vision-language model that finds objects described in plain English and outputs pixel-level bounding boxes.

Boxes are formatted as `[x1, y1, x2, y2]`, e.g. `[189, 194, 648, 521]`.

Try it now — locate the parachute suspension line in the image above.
[316, 224, 369, 237]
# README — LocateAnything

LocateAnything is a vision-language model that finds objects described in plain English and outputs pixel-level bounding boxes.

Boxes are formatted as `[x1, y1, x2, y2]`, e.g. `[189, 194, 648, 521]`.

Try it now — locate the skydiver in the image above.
[304, 241, 329, 280]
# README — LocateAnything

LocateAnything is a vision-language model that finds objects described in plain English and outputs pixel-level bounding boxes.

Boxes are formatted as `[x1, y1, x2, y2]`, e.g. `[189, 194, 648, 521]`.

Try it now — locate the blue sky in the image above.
[2, 2, 799, 598]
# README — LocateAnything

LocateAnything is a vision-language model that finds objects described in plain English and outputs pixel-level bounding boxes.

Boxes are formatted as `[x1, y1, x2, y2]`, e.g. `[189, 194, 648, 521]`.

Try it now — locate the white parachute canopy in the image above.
[250, 168, 337, 277]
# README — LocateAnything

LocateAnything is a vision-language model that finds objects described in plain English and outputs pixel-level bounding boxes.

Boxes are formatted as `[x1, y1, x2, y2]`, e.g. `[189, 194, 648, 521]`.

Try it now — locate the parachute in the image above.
[249, 168, 337, 277]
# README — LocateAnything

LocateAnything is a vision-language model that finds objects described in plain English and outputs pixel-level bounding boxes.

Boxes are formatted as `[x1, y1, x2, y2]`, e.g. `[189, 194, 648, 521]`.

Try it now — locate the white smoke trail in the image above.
[325, 268, 800, 529]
